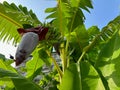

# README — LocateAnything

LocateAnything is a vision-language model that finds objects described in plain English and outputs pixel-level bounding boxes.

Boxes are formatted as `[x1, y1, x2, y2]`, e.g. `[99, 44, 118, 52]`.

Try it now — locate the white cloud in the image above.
[0, 0, 5, 3]
[0, 40, 17, 58]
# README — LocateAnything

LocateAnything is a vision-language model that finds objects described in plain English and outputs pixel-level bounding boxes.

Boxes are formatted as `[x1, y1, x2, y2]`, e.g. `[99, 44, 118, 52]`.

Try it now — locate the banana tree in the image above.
[0, 1, 120, 90]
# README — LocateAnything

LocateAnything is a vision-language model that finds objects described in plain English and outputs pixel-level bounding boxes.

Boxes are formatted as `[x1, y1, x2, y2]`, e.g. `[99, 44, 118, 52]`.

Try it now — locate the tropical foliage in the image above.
[0, 0, 120, 90]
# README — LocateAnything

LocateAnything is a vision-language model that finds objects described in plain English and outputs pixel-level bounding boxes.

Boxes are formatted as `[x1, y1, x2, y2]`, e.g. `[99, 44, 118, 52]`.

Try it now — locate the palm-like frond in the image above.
[100, 16, 120, 41]
[78, 15, 120, 63]
[88, 16, 120, 48]
[0, 1, 41, 44]
[45, 0, 93, 35]
[94, 16, 120, 45]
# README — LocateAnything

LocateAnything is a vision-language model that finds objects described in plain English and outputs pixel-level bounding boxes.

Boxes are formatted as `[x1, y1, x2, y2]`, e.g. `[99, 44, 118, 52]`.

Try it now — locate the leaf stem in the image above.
[46, 50, 63, 79]
[77, 51, 86, 64]
[60, 43, 66, 72]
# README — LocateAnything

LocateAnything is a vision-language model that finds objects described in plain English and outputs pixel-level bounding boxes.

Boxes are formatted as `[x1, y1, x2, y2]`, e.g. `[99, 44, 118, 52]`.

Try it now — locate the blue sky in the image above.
[0, 0, 120, 57]
[2, 0, 120, 29]
[84, 0, 120, 29]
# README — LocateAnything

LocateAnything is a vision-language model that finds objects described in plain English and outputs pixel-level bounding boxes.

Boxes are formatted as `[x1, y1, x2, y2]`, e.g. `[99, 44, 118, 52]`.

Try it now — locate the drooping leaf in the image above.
[95, 31, 120, 90]
[80, 16, 120, 59]
[60, 61, 105, 90]
[0, 59, 15, 89]
[0, 16, 19, 44]
[0, 68, 43, 90]
[0, 1, 41, 43]
[0, 1, 41, 26]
